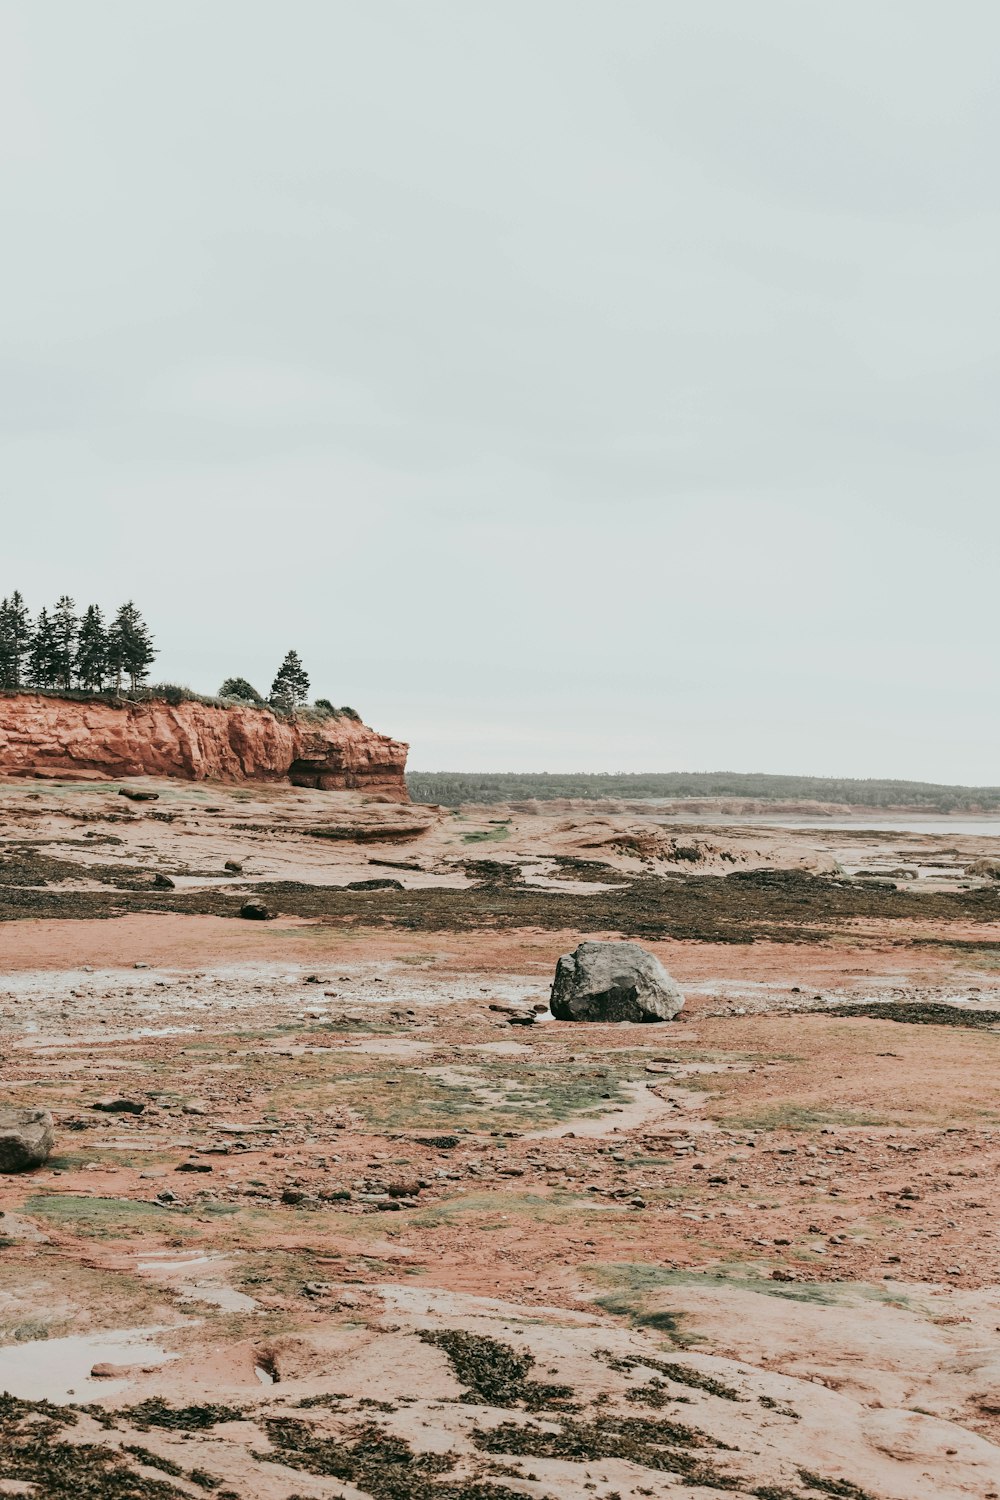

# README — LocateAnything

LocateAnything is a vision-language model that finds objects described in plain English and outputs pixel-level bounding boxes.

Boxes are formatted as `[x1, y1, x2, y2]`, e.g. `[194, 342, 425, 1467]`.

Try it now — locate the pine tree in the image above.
[76, 605, 109, 692]
[27, 608, 59, 689]
[51, 595, 79, 689]
[269, 649, 310, 711]
[0, 592, 33, 690]
[107, 602, 156, 693]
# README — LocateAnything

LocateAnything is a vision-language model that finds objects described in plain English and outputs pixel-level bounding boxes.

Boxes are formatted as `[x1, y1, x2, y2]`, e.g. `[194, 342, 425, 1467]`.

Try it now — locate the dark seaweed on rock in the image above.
[472, 1413, 740, 1488]
[0, 1393, 184, 1499]
[826, 1002, 1000, 1029]
[3, 864, 1000, 950]
[418, 1330, 575, 1410]
[259, 1418, 536, 1499]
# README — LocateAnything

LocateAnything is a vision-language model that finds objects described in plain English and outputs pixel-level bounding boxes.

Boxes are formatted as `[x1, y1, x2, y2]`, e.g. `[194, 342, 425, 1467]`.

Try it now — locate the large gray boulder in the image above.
[549, 941, 684, 1022]
[0, 1106, 54, 1172]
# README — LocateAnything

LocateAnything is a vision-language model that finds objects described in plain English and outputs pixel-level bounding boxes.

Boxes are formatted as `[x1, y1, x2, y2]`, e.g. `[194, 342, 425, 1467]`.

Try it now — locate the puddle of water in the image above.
[0, 1326, 178, 1402]
[136, 1253, 258, 1313]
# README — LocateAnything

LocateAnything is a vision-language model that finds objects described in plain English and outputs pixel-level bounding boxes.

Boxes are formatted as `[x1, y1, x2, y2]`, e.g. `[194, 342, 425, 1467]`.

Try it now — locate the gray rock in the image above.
[0, 1107, 55, 1172]
[549, 941, 684, 1023]
[240, 900, 272, 920]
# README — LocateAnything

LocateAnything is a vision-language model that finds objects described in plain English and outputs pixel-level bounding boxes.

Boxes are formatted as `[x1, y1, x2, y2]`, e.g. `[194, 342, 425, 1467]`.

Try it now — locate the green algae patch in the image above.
[23, 1194, 192, 1238]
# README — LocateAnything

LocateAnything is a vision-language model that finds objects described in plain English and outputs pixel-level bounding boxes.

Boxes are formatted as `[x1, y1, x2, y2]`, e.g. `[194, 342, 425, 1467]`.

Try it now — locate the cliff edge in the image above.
[0, 694, 408, 799]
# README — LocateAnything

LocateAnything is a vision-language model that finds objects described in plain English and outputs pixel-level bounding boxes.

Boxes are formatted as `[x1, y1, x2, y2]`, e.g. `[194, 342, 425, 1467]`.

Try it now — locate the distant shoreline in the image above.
[406, 770, 1000, 813]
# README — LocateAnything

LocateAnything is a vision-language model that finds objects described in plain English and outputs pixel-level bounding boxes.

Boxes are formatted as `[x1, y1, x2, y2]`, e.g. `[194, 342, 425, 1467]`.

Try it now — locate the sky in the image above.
[2, 2, 998, 781]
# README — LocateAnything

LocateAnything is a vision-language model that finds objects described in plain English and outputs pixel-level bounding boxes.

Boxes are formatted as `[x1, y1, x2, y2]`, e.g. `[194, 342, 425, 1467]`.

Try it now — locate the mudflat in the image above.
[2, 779, 1000, 1498]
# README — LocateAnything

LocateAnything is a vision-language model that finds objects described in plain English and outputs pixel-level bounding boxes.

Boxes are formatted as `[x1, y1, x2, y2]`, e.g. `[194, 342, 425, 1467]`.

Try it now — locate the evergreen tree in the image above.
[0, 592, 33, 690]
[107, 601, 156, 692]
[75, 605, 109, 691]
[269, 649, 310, 711]
[27, 608, 59, 688]
[51, 595, 79, 689]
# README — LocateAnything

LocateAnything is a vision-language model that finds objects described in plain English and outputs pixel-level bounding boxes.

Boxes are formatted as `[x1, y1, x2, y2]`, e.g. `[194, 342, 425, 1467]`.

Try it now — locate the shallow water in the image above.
[0, 1325, 177, 1401]
[654, 813, 1000, 837]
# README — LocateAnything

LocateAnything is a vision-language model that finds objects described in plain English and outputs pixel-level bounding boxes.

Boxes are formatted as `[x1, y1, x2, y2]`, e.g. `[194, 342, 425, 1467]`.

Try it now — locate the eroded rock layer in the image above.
[0, 694, 408, 798]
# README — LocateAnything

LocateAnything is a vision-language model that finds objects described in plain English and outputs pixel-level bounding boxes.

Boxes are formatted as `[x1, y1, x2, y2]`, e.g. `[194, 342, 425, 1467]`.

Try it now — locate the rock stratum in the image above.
[0, 694, 408, 798]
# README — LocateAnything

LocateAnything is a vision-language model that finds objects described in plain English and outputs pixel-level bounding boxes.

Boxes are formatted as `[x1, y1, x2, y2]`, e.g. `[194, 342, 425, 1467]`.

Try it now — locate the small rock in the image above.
[92, 1097, 145, 1115]
[240, 901, 272, 921]
[119, 788, 159, 802]
[225, 860, 244, 873]
[386, 1180, 421, 1198]
[176, 1160, 212, 1173]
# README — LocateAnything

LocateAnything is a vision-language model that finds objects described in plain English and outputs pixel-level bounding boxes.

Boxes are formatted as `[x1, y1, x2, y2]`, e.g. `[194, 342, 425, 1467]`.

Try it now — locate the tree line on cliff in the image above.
[0, 592, 155, 693]
[0, 592, 358, 720]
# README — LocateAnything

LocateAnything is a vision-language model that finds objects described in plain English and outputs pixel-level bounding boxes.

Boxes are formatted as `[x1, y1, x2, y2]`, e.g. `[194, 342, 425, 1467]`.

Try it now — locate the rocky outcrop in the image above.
[0, 694, 408, 799]
[549, 941, 685, 1022]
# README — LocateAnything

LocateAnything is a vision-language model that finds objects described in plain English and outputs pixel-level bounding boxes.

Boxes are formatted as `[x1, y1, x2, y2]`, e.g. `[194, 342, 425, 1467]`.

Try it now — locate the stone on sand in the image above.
[549, 940, 684, 1022]
[0, 1106, 55, 1172]
[240, 900, 273, 920]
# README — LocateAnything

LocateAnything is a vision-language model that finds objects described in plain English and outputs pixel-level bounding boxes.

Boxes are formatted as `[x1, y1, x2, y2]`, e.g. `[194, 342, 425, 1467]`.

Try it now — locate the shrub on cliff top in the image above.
[145, 683, 227, 708]
[219, 676, 264, 704]
[306, 700, 363, 723]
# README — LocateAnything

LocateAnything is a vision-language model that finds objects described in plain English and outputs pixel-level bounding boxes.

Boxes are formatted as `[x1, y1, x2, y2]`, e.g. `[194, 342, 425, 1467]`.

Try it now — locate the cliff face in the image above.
[0, 695, 409, 799]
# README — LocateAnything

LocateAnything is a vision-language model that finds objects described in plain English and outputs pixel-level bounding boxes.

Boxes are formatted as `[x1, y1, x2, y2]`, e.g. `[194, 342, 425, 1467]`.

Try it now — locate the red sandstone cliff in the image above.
[0, 695, 409, 799]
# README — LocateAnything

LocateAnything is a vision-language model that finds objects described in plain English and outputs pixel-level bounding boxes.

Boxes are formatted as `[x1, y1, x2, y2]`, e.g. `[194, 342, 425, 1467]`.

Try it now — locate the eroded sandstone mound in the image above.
[0, 694, 408, 798]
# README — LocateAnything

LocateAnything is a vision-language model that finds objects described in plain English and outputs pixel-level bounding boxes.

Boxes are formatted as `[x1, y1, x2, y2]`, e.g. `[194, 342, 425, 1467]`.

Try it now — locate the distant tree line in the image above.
[406, 770, 1000, 813]
[0, 592, 155, 693]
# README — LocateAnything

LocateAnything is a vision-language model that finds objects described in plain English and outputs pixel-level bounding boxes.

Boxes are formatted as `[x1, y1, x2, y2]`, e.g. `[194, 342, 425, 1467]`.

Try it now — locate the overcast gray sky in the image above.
[2, 2, 998, 780]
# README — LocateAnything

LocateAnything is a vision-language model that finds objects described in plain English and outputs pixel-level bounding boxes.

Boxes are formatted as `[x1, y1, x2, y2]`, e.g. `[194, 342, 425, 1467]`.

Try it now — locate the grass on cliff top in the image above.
[0, 685, 361, 721]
